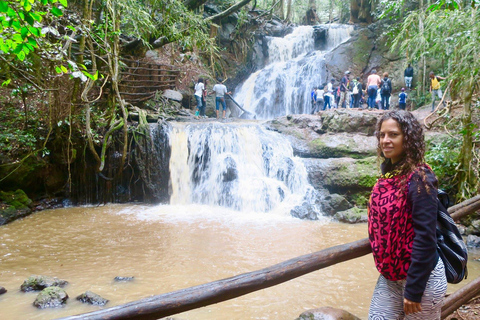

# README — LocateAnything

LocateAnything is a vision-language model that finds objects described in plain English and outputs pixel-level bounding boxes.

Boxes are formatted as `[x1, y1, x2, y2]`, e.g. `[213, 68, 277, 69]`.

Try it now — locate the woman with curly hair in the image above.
[368, 110, 447, 319]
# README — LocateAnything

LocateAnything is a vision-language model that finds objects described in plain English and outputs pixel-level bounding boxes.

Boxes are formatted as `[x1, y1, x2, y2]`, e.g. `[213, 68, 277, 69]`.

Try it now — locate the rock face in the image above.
[266, 111, 378, 159]
[20, 275, 68, 292]
[33, 286, 69, 309]
[296, 306, 362, 320]
[265, 110, 381, 221]
[76, 291, 109, 305]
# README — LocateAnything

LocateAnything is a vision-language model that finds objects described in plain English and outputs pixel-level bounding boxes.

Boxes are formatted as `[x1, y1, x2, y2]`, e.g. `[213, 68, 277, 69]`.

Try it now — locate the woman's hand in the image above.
[404, 298, 422, 315]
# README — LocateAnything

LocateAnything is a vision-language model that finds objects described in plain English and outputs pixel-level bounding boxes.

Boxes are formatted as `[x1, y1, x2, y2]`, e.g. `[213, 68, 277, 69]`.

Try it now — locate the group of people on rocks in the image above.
[194, 77, 231, 120]
[310, 66, 447, 113]
[194, 65, 447, 119]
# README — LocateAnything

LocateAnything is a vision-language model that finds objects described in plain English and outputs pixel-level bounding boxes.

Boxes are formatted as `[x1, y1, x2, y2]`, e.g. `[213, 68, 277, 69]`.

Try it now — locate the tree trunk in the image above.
[350, 0, 373, 23]
[456, 77, 476, 202]
[305, 0, 318, 25]
[276, 0, 284, 19]
[286, 0, 292, 21]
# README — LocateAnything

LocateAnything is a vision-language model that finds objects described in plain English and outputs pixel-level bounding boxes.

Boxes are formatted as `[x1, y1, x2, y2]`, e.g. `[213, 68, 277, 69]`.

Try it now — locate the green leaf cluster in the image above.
[0, 0, 66, 61]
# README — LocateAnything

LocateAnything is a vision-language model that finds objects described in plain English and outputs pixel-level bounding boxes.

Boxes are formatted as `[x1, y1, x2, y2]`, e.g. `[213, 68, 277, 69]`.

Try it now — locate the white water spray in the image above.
[168, 122, 316, 214]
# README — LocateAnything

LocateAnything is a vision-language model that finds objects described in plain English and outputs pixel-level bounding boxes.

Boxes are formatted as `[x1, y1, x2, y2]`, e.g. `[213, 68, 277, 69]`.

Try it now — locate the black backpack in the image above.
[436, 190, 468, 284]
[381, 79, 390, 94]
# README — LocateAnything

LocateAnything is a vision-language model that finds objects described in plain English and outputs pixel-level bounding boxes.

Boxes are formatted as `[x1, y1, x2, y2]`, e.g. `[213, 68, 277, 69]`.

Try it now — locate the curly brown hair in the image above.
[375, 110, 425, 176]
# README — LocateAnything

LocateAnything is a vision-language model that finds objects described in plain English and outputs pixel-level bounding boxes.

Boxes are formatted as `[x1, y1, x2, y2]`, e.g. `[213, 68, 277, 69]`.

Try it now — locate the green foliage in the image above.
[156, 0, 215, 51]
[425, 137, 461, 193]
[0, 0, 66, 61]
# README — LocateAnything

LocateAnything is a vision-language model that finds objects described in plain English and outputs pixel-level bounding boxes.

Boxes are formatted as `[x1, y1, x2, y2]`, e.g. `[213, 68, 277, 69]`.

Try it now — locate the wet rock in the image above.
[465, 219, 480, 236]
[223, 156, 238, 182]
[0, 204, 30, 225]
[33, 286, 68, 309]
[20, 275, 68, 292]
[32, 198, 64, 212]
[334, 207, 368, 224]
[290, 203, 320, 220]
[467, 235, 480, 248]
[76, 291, 109, 306]
[0, 286, 6, 294]
[296, 306, 361, 320]
[114, 276, 135, 282]
[318, 193, 351, 216]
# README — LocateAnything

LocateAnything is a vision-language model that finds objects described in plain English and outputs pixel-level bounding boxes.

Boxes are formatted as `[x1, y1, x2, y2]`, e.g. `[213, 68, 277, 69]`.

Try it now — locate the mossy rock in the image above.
[33, 286, 69, 309]
[20, 275, 68, 292]
[0, 189, 32, 209]
[334, 207, 368, 224]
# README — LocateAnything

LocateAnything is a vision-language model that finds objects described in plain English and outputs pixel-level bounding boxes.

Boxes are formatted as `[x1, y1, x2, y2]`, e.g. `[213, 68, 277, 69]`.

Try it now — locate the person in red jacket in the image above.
[368, 110, 447, 319]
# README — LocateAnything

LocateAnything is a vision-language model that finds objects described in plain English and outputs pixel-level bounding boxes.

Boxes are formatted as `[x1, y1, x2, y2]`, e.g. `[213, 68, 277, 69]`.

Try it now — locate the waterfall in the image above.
[168, 122, 317, 214]
[234, 24, 353, 119]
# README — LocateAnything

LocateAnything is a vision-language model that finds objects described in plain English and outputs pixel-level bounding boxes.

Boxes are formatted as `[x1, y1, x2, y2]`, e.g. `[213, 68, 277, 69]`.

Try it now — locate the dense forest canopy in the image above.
[0, 0, 478, 203]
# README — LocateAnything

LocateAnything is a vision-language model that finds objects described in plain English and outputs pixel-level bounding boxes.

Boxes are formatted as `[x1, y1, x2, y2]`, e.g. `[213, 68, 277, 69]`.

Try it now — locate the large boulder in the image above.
[291, 203, 320, 220]
[265, 111, 378, 158]
[162, 89, 183, 102]
[304, 157, 379, 196]
[296, 306, 362, 320]
[33, 286, 68, 309]
[20, 275, 68, 292]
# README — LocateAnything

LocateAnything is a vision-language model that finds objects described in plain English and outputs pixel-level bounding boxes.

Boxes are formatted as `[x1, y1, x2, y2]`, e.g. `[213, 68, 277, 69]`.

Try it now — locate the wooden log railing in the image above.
[57, 196, 480, 320]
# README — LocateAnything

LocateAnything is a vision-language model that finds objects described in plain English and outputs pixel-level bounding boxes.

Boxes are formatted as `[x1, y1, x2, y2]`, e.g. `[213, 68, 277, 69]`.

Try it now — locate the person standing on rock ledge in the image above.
[194, 78, 205, 118]
[210, 78, 231, 120]
[368, 110, 447, 320]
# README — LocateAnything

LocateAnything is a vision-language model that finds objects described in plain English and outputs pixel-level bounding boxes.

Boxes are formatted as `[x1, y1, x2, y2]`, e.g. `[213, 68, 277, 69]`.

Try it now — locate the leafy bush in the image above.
[425, 136, 461, 194]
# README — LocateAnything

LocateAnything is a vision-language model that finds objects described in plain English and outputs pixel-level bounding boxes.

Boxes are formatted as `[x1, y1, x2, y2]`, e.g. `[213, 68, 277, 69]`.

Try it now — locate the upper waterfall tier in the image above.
[234, 24, 353, 120]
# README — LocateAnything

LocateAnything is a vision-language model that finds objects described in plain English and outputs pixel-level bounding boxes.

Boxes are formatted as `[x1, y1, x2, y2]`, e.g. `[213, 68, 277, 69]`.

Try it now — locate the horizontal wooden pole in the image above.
[449, 195, 480, 212]
[441, 276, 480, 319]
[121, 71, 179, 77]
[449, 196, 480, 221]
[56, 238, 372, 320]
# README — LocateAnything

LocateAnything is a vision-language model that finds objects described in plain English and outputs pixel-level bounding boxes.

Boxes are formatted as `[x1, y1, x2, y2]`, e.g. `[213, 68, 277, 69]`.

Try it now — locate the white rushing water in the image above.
[168, 122, 318, 215]
[234, 24, 354, 119]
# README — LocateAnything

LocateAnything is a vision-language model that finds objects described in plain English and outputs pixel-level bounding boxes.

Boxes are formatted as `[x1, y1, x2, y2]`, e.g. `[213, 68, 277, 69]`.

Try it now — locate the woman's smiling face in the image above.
[379, 118, 405, 164]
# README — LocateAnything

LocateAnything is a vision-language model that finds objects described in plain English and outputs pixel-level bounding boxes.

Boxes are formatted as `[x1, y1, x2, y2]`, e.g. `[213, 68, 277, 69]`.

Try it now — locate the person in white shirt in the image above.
[194, 78, 204, 117]
[209, 78, 231, 120]
[313, 87, 324, 113]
